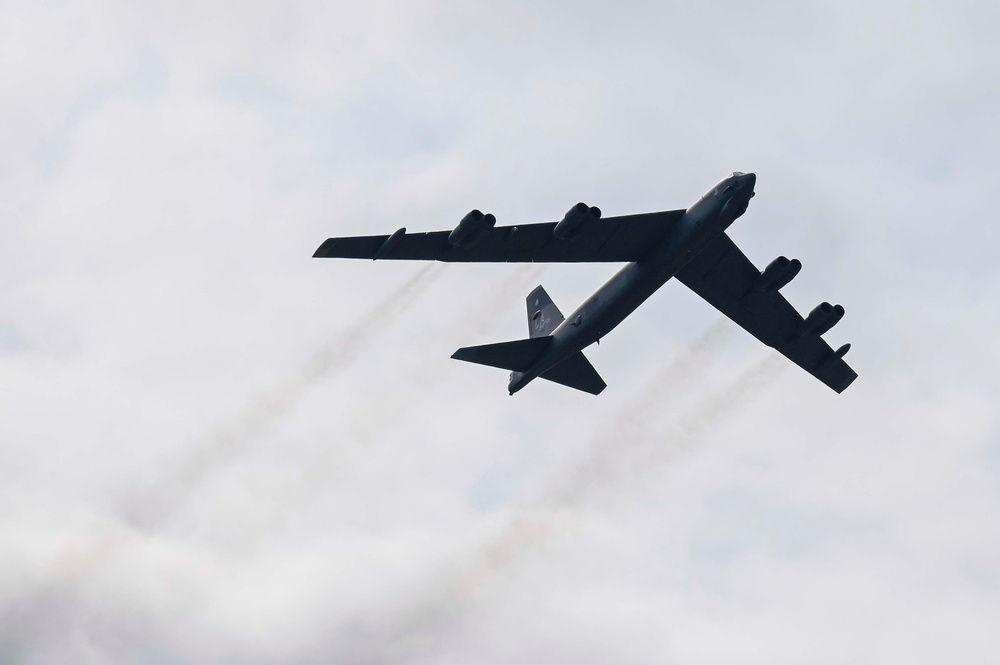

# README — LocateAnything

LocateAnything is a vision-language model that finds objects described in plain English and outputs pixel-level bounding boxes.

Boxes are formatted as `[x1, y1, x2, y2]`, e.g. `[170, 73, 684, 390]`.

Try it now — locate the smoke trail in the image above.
[606, 318, 737, 427]
[324, 263, 548, 439]
[555, 318, 739, 506]
[19, 264, 452, 632]
[374, 338, 787, 662]
[376, 263, 550, 397]
[452, 327, 770, 594]
[466, 356, 786, 585]
[472, 264, 550, 335]
[122, 263, 447, 529]
[557, 352, 785, 508]
[233, 264, 553, 542]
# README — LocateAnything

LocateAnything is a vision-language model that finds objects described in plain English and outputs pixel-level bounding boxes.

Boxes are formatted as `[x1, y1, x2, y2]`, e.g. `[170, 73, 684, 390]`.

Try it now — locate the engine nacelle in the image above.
[797, 302, 845, 337]
[553, 202, 601, 241]
[448, 209, 496, 248]
[754, 256, 802, 292]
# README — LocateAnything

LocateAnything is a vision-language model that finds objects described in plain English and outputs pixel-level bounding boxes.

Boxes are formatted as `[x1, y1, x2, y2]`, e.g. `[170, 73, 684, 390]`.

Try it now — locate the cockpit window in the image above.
[732, 171, 744, 177]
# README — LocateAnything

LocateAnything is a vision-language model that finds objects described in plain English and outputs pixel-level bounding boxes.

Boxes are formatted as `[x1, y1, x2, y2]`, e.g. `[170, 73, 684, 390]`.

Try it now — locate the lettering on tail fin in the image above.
[526, 285, 565, 338]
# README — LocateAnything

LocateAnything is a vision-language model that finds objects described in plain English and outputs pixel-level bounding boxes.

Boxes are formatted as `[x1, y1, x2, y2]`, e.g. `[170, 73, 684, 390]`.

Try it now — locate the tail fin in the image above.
[451, 337, 551, 372]
[540, 351, 607, 395]
[526, 285, 564, 338]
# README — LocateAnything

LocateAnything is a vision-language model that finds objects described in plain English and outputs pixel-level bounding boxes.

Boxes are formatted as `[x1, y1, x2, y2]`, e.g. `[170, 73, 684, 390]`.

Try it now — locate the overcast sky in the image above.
[2, 1, 999, 663]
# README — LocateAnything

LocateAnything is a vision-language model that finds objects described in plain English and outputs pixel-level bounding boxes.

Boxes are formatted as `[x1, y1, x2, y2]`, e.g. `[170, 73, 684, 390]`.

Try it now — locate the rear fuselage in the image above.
[508, 172, 757, 394]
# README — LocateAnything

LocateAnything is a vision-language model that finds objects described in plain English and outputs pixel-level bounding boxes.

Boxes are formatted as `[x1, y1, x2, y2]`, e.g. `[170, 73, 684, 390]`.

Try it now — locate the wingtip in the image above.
[835, 371, 859, 394]
[312, 238, 333, 258]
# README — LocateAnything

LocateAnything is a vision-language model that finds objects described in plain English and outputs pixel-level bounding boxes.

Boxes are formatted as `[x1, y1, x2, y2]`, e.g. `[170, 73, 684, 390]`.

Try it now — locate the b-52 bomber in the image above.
[314, 172, 857, 395]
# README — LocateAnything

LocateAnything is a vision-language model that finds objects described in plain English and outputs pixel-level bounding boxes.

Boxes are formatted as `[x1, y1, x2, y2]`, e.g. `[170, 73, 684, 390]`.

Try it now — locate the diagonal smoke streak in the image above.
[556, 318, 738, 506]
[376, 348, 786, 663]
[238, 264, 552, 541]
[122, 263, 447, 528]
[318, 263, 549, 442]
[374, 263, 550, 398]
[14, 264, 452, 637]
[470, 265, 550, 337]
[557, 351, 785, 508]
[452, 324, 765, 591]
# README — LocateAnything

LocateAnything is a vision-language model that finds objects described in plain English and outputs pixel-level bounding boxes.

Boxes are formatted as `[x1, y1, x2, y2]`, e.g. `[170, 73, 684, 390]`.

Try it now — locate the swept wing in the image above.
[675, 233, 857, 393]
[313, 210, 686, 263]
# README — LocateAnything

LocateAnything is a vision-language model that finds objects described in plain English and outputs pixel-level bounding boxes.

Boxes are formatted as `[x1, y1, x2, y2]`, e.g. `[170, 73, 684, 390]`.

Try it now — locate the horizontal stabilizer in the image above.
[451, 337, 551, 372]
[540, 351, 607, 395]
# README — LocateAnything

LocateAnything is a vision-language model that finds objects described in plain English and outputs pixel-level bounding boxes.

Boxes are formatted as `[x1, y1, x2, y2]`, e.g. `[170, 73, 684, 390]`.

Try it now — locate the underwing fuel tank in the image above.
[820, 343, 851, 370]
[374, 227, 406, 260]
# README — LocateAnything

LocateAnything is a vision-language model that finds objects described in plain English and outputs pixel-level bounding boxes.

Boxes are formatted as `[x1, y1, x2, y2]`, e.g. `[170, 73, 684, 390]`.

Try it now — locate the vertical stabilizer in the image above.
[526, 285, 564, 338]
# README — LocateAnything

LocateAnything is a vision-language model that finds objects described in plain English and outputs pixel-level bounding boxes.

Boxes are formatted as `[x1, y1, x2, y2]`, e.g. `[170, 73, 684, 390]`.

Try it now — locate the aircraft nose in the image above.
[743, 172, 756, 187]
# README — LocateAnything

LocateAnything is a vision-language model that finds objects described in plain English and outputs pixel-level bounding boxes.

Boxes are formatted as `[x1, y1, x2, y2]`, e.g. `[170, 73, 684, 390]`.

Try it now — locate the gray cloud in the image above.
[2, 0, 999, 662]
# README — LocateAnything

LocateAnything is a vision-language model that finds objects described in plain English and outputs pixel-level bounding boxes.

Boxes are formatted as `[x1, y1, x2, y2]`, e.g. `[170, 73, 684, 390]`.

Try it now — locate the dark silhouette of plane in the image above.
[314, 173, 856, 395]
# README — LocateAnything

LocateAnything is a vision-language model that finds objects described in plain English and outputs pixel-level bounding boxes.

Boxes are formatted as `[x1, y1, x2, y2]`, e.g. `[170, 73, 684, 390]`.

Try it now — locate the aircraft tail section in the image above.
[453, 285, 605, 395]
[526, 285, 564, 338]
[451, 337, 551, 372]
[540, 351, 607, 395]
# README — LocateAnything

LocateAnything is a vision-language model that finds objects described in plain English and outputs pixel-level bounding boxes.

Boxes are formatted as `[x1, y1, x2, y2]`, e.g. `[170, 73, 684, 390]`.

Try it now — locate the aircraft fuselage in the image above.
[507, 172, 757, 394]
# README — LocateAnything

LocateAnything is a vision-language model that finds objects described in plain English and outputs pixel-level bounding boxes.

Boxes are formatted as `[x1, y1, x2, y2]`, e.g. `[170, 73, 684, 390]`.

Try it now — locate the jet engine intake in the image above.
[754, 256, 802, 292]
[448, 209, 496, 248]
[553, 202, 601, 241]
[797, 302, 845, 337]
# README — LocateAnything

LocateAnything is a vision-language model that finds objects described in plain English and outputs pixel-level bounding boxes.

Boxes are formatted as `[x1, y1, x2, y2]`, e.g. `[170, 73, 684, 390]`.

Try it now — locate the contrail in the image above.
[399, 263, 551, 392]
[123, 263, 448, 529]
[235, 264, 553, 541]
[465, 356, 786, 587]
[584, 351, 787, 508]
[556, 318, 739, 506]
[329, 263, 549, 437]
[453, 326, 768, 592]
[474, 264, 550, 331]
[373, 333, 787, 662]
[290, 262, 448, 387]
[13, 264, 451, 639]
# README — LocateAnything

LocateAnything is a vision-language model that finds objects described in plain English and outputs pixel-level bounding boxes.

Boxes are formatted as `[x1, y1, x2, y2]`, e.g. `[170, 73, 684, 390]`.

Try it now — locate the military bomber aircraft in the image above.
[314, 173, 857, 395]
